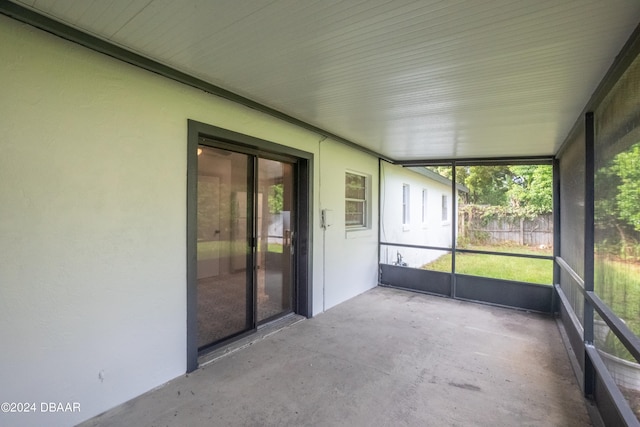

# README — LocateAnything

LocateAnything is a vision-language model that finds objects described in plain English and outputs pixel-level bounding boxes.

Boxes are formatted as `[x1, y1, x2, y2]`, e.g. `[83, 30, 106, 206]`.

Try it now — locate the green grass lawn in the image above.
[268, 243, 283, 253]
[595, 257, 640, 336]
[197, 240, 283, 259]
[457, 243, 553, 256]
[423, 251, 553, 285]
[592, 257, 640, 362]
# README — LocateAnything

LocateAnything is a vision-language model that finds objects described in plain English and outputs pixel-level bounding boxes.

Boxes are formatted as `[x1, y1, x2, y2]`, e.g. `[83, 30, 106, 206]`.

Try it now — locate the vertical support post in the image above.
[584, 112, 596, 397]
[552, 158, 561, 313]
[378, 158, 382, 284]
[248, 155, 257, 331]
[186, 122, 199, 373]
[295, 158, 312, 318]
[451, 162, 457, 298]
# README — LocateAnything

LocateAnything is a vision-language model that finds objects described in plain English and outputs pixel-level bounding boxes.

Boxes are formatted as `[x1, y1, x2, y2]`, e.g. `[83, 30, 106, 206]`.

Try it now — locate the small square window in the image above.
[346, 172, 368, 228]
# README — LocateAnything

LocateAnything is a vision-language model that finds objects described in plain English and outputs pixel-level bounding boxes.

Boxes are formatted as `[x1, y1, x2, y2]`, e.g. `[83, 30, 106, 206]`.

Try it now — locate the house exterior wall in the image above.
[319, 141, 380, 310]
[0, 16, 378, 427]
[380, 162, 454, 268]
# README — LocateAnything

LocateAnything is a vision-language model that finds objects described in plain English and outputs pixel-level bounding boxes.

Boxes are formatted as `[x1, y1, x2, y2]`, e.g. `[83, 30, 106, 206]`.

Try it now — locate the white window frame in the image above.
[345, 171, 369, 230]
[402, 184, 411, 229]
[441, 194, 449, 222]
[421, 188, 428, 225]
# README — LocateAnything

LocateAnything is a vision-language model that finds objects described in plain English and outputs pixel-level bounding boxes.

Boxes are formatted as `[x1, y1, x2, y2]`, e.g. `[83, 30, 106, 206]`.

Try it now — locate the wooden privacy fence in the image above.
[458, 207, 553, 247]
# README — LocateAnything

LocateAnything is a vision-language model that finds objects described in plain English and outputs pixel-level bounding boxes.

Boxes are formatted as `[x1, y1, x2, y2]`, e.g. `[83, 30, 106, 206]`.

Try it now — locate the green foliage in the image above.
[507, 165, 553, 215]
[594, 163, 620, 229]
[612, 143, 640, 232]
[464, 165, 511, 206]
[430, 165, 553, 216]
[268, 184, 283, 214]
[592, 142, 640, 363]
[595, 141, 640, 258]
[197, 241, 283, 258]
[602, 331, 636, 362]
[595, 256, 640, 344]
[268, 243, 283, 253]
[594, 255, 640, 363]
[426, 166, 453, 181]
[461, 243, 553, 256]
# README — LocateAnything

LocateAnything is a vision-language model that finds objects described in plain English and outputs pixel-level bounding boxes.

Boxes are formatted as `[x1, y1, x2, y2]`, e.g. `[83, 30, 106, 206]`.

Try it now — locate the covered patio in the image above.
[2, 1, 640, 426]
[80, 287, 590, 427]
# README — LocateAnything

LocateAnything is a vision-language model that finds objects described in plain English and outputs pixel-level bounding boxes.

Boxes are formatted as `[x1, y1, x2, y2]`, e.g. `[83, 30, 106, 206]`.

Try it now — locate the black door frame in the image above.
[255, 154, 297, 326]
[186, 120, 313, 372]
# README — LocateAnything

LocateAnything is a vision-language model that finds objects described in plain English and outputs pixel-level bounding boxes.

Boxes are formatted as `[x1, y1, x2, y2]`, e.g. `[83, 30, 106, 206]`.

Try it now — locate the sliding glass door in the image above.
[196, 144, 296, 350]
[257, 158, 295, 323]
[197, 146, 253, 348]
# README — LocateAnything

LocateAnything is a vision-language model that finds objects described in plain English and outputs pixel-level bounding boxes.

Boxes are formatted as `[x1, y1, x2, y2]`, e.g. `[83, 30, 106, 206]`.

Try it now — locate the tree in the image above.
[595, 159, 622, 235]
[507, 165, 553, 215]
[465, 166, 511, 206]
[268, 183, 283, 214]
[427, 164, 553, 215]
[612, 143, 640, 232]
[594, 141, 640, 260]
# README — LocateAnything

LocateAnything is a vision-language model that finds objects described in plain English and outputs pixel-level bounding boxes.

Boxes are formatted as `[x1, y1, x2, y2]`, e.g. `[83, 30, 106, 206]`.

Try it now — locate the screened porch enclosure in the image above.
[378, 45, 640, 426]
[3, 1, 640, 426]
[379, 160, 555, 313]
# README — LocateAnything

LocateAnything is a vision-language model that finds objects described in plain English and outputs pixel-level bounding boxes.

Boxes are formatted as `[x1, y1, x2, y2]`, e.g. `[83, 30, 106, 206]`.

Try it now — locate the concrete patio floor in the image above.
[80, 286, 592, 426]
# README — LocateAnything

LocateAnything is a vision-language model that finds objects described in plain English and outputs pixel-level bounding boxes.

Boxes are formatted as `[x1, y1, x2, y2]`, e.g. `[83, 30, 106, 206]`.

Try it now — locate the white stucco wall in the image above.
[380, 162, 453, 268]
[0, 16, 379, 426]
[318, 141, 380, 311]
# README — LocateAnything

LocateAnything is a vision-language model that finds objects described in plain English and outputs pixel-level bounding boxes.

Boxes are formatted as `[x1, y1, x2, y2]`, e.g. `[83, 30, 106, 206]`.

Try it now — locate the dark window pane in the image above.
[345, 173, 366, 199]
[346, 200, 365, 226]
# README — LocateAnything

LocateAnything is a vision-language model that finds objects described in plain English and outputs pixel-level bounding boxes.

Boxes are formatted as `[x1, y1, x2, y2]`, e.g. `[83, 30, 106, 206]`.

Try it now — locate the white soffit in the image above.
[12, 0, 640, 160]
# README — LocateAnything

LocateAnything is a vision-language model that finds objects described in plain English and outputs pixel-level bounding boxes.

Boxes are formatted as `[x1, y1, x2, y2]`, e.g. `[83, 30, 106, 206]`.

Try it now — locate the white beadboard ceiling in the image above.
[12, 0, 640, 160]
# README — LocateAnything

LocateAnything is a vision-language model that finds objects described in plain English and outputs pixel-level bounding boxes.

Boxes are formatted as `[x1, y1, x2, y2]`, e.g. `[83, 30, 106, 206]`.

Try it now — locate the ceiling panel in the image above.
[13, 0, 640, 160]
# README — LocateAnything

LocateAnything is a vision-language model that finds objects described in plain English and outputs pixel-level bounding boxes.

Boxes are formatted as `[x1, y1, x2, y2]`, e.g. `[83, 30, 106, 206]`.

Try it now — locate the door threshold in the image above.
[198, 313, 305, 368]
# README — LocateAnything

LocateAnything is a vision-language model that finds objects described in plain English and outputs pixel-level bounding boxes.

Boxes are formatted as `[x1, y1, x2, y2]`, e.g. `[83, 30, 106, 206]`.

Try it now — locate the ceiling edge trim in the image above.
[396, 156, 554, 166]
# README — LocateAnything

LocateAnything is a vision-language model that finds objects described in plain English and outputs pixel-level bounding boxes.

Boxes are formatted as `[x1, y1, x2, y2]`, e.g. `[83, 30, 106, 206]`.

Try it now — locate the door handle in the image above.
[290, 230, 295, 255]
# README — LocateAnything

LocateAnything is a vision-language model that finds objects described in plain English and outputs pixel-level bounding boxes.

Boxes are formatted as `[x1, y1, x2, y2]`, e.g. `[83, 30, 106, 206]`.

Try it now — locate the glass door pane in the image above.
[197, 145, 253, 348]
[257, 158, 295, 322]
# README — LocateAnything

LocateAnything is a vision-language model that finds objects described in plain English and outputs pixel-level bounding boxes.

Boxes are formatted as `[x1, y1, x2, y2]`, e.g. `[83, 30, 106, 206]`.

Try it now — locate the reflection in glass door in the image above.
[196, 145, 297, 350]
[197, 146, 253, 349]
[188, 123, 311, 370]
[257, 158, 295, 322]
